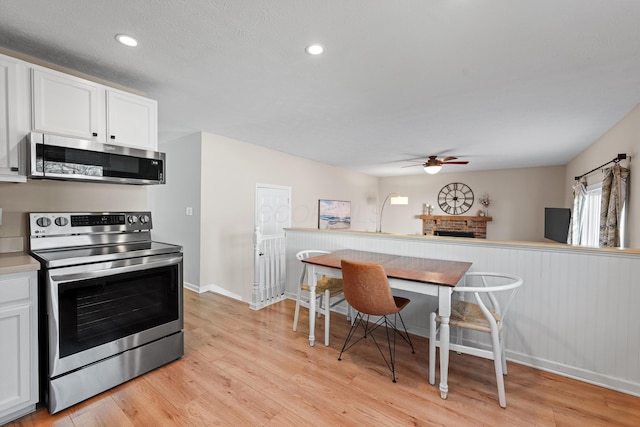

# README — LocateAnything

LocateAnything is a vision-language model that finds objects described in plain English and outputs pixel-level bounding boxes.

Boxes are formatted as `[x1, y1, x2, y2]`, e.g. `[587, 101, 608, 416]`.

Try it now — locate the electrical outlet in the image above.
[185, 207, 193, 216]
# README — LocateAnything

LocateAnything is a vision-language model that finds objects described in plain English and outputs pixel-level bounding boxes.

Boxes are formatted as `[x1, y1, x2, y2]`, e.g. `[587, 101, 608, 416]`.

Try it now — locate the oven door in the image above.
[45, 252, 183, 378]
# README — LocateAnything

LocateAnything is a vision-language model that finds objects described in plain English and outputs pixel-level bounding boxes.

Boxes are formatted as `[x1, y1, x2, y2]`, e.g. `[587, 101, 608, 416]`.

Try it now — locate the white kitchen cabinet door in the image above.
[32, 68, 104, 141]
[0, 55, 26, 182]
[0, 272, 38, 424]
[107, 89, 158, 150]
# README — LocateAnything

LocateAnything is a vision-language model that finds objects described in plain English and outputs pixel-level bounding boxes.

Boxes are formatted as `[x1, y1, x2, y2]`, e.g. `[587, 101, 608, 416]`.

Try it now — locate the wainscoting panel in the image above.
[285, 228, 640, 396]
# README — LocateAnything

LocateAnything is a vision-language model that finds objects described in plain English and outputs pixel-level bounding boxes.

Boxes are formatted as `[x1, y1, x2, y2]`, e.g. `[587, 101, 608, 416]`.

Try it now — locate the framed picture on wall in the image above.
[318, 199, 351, 230]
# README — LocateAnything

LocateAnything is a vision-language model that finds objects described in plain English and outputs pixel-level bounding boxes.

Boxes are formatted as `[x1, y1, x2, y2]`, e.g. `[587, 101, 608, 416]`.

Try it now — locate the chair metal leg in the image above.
[395, 312, 415, 354]
[384, 316, 397, 383]
[339, 311, 415, 383]
[338, 312, 366, 360]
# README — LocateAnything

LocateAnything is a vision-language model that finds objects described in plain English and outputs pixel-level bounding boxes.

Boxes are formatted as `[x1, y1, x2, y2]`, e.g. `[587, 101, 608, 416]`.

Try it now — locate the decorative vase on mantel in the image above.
[478, 192, 491, 218]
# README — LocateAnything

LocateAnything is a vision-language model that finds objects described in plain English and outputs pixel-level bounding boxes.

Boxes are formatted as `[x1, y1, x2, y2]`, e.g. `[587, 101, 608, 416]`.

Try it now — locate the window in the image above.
[578, 183, 602, 247]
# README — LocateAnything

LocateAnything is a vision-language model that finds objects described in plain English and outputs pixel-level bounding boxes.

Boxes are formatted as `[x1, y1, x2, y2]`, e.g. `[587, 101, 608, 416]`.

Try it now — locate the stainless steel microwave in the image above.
[26, 132, 166, 185]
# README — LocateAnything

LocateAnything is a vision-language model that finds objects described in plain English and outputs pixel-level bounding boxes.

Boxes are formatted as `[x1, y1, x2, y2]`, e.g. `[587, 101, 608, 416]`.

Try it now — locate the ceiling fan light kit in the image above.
[403, 155, 469, 174]
[424, 165, 442, 174]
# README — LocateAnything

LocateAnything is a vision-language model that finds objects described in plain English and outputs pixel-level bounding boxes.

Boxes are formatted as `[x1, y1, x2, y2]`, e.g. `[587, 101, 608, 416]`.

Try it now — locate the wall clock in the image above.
[438, 182, 474, 215]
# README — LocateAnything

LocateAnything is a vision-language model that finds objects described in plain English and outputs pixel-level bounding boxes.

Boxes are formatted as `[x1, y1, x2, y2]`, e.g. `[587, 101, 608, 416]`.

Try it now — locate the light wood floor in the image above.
[8, 290, 640, 426]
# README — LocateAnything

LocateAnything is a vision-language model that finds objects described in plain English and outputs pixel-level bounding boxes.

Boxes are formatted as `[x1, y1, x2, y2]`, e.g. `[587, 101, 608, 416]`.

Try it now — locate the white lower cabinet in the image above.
[0, 271, 38, 424]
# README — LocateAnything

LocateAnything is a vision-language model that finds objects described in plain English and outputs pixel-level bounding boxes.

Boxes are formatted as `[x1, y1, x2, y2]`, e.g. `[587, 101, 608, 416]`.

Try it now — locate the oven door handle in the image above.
[50, 254, 183, 283]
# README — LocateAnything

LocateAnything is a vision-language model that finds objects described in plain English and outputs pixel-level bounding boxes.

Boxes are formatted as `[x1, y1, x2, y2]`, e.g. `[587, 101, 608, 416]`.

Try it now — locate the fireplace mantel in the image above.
[419, 214, 492, 239]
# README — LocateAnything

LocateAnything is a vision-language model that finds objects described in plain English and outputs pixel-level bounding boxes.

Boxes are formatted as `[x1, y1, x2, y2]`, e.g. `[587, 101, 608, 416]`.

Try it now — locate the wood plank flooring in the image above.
[8, 290, 640, 426]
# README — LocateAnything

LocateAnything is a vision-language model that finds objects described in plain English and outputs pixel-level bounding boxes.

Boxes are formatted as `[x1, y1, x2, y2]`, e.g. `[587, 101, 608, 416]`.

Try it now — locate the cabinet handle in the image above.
[110, 135, 116, 140]
[10, 167, 19, 172]
[92, 132, 98, 137]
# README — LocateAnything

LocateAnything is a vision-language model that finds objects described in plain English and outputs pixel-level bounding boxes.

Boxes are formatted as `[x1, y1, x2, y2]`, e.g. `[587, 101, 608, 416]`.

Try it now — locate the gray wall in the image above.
[148, 133, 202, 288]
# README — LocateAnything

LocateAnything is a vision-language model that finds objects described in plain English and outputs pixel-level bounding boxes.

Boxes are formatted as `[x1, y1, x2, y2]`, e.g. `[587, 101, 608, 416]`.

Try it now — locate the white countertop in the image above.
[285, 227, 640, 255]
[0, 253, 41, 275]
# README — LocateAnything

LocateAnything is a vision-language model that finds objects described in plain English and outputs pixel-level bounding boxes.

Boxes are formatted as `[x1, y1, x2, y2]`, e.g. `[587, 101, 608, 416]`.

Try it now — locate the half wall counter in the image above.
[285, 227, 640, 397]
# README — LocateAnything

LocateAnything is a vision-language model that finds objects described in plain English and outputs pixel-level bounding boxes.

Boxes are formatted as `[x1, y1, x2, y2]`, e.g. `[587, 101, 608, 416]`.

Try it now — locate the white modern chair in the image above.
[292, 250, 346, 346]
[429, 272, 523, 407]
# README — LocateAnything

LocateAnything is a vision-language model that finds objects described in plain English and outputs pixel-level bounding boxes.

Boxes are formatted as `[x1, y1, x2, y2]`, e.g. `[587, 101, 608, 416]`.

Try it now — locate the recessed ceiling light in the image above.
[305, 44, 324, 55]
[115, 34, 138, 47]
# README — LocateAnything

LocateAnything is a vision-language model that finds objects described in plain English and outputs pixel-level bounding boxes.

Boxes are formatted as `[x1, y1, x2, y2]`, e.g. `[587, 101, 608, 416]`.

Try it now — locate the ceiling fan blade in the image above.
[442, 161, 469, 164]
[401, 164, 426, 168]
[441, 156, 458, 162]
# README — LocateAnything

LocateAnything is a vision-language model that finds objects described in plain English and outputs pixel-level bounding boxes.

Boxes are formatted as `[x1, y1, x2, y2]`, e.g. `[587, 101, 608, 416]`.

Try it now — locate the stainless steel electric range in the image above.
[29, 211, 184, 414]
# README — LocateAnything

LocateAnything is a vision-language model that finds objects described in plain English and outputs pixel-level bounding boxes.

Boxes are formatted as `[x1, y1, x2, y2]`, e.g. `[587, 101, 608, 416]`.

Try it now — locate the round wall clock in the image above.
[438, 182, 474, 215]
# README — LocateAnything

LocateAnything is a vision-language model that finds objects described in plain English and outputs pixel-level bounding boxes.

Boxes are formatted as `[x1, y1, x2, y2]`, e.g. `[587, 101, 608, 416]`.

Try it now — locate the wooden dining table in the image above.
[302, 249, 472, 400]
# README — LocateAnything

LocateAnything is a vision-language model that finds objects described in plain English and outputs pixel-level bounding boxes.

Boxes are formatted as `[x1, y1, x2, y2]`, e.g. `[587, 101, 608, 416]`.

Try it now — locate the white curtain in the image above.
[567, 180, 587, 245]
[599, 164, 630, 248]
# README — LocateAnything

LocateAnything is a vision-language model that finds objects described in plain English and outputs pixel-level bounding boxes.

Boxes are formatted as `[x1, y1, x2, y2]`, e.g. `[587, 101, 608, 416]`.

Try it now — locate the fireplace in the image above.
[420, 215, 492, 239]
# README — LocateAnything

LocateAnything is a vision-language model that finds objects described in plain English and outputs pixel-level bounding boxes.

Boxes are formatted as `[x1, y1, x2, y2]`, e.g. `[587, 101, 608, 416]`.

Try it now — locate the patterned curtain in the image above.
[599, 164, 630, 247]
[567, 180, 587, 245]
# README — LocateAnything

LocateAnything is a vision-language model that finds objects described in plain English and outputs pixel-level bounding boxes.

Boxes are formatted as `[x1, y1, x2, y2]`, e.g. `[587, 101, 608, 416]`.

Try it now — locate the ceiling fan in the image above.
[404, 156, 469, 174]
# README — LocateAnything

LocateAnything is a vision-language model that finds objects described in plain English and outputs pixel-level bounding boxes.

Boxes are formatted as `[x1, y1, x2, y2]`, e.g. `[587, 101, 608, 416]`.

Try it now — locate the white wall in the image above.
[148, 132, 202, 288]
[378, 165, 566, 242]
[566, 103, 639, 248]
[150, 132, 379, 302]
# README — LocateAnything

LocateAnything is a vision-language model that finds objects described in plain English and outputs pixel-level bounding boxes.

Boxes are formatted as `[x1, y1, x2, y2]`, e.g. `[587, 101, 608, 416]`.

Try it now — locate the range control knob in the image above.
[128, 215, 138, 224]
[36, 217, 52, 227]
[139, 214, 150, 224]
[54, 217, 69, 227]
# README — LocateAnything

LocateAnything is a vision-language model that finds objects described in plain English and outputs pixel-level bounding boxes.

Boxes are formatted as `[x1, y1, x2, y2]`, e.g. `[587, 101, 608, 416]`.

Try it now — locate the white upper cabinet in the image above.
[0, 54, 28, 182]
[31, 67, 157, 150]
[32, 68, 103, 141]
[107, 89, 157, 150]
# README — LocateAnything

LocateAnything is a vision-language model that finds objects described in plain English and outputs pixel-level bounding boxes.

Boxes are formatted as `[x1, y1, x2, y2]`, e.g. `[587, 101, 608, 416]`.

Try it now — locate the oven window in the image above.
[58, 265, 179, 358]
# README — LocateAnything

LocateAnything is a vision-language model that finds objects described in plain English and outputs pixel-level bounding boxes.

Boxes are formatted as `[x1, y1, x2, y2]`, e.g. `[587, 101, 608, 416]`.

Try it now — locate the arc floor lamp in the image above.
[377, 193, 409, 233]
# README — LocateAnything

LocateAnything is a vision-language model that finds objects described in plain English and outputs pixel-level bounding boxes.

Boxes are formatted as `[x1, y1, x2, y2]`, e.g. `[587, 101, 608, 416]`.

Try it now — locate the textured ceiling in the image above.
[1, 0, 639, 176]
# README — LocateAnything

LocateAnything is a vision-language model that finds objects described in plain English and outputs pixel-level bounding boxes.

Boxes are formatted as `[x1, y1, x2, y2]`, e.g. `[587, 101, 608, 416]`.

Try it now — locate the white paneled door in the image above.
[252, 184, 291, 310]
